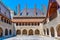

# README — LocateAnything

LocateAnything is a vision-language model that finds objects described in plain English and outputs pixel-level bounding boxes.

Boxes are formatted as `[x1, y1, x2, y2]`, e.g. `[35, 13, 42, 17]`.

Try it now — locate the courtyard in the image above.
[4, 35, 59, 40]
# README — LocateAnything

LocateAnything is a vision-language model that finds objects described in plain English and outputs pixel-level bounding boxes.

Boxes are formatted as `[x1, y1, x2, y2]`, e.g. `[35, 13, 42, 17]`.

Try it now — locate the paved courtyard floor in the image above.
[4, 35, 59, 40]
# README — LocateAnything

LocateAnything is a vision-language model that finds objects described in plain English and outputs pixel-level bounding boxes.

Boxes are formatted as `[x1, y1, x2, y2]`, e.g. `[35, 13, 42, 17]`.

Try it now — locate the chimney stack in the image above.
[25, 4, 27, 15]
[17, 4, 20, 16]
[46, 12, 50, 23]
[34, 4, 37, 16]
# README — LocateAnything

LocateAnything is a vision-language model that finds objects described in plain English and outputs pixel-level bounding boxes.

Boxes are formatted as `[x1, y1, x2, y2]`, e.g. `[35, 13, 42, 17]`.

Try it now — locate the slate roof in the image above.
[14, 9, 46, 17]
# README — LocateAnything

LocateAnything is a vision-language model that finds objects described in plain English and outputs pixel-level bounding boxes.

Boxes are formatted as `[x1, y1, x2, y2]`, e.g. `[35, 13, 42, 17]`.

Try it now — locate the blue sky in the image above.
[1, 0, 49, 13]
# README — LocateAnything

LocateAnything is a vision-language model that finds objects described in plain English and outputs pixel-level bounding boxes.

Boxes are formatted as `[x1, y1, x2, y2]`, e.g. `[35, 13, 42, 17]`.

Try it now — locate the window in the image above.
[32, 23, 33, 26]
[38, 23, 39, 26]
[16, 23, 18, 26]
[28, 23, 30, 26]
[47, 28, 49, 35]
[36, 12, 38, 15]
[16, 30, 21, 35]
[19, 23, 21, 26]
[26, 12, 28, 15]
[35, 29, 40, 35]
[4, 19, 6, 23]
[22, 23, 24, 26]
[9, 30, 12, 35]
[35, 23, 36, 26]
[25, 23, 27, 26]
[0, 7, 1, 13]
[5, 29, 8, 36]
[20, 13, 22, 15]
[1, 17, 3, 22]
[5, 12, 6, 16]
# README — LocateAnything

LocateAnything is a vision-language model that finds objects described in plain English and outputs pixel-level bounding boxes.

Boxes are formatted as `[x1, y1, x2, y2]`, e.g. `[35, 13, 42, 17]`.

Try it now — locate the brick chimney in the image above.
[25, 4, 27, 15]
[34, 4, 37, 16]
[17, 4, 20, 16]
[47, 12, 50, 23]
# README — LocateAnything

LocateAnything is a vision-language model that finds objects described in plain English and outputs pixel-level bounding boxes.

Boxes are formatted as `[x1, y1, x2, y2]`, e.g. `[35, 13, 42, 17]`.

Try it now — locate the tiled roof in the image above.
[14, 9, 46, 17]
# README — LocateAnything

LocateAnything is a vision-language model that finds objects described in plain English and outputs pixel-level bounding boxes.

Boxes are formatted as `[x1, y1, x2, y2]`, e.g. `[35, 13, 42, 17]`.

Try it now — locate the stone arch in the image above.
[29, 29, 33, 35]
[47, 28, 49, 35]
[56, 24, 60, 37]
[0, 27, 3, 37]
[22, 29, 27, 35]
[50, 27, 55, 37]
[35, 29, 40, 35]
[16, 30, 21, 35]
[9, 29, 12, 35]
[5, 29, 8, 36]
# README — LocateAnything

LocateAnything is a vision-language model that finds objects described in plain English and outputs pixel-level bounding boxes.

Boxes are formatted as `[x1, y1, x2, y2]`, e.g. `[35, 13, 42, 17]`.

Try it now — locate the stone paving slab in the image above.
[4, 35, 57, 40]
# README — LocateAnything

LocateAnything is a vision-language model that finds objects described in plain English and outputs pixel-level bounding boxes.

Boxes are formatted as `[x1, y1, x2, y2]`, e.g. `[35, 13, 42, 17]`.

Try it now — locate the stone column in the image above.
[12, 23, 16, 36]
[33, 30, 35, 35]
[54, 27, 57, 37]
[27, 29, 29, 35]
[49, 28, 51, 37]
[3, 27, 5, 37]
[13, 23, 17, 35]
[39, 23, 44, 36]
[45, 28, 47, 36]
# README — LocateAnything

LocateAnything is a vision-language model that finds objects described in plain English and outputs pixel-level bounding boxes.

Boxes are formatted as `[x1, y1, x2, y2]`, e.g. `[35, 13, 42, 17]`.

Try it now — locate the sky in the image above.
[1, 0, 49, 13]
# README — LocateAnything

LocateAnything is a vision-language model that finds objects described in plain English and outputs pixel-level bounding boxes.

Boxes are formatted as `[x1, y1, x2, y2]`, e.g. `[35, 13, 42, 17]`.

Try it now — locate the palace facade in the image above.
[12, 8, 46, 35]
[0, 0, 60, 39]
[12, 0, 60, 38]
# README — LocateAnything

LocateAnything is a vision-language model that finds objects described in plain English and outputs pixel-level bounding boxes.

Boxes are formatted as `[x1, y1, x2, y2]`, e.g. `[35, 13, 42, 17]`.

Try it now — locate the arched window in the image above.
[5, 29, 8, 36]
[22, 29, 27, 35]
[47, 28, 49, 35]
[29, 29, 33, 35]
[0, 27, 3, 37]
[57, 24, 60, 37]
[16, 30, 21, 35]
[50, 27, 55, 37]
[35, 29, 40, 35]
[9, 29, 12, 35]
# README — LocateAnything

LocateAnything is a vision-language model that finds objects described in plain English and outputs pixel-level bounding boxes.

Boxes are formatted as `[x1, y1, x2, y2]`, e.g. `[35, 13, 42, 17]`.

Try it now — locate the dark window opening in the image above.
[26, 12, 28, 15]
[5, 29, 8, 36]
[28, 23, 30, 26]
[0, 7, 1, 13]
[32, 23, 33, 26]
[38, 23, 39, 26]
[16, 23, 18, 26]
[20, 13, 22, 15]
[1, 17, 3, 22]
[47, 28, 49, 35]
[9, 30, 12, 35]
[36, 12, 38, 15]
[7, 20, 8, 23]
[25, 23, 27, 26]
[22, 23, 24, 26]
[4, 19, 6, 23]
[35, 23, 36, 26]
[19, 23, 21, 26]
